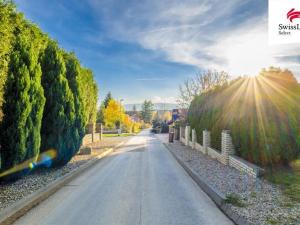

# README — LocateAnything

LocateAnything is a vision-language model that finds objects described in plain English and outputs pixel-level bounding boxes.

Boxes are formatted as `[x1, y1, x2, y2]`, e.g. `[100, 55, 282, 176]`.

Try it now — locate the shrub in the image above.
[132, 122, 141, 133]
[64, 53, 86, 152]
[0, 35, 45, 174]
[40, 41, 77, 166]
[225, 193, 246, 207]
[188, 68, 300, 166]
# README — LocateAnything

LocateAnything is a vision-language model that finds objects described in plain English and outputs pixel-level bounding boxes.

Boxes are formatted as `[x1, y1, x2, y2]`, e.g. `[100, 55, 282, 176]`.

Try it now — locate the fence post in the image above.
[181, 126, 185, 143]
[203, 130, 211, 154]
[192, 129, 196, 149]
[92, 123, 95, 142]
[87, 123, 95, 142]
[174, 128, 179, 140]
[185, 126, 190, 146]
[99, 123, 103, 140]
[221, 130, 234, 165]
[179, 127, 182, 142]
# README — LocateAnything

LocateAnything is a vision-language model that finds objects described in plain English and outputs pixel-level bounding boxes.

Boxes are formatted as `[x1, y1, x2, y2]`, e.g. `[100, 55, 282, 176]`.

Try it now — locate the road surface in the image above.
[14, 130, 233, 225]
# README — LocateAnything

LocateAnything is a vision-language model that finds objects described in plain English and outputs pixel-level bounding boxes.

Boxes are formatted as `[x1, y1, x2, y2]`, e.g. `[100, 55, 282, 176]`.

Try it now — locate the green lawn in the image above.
[102, 133, 135, 137]
[265, 159, 300, 203]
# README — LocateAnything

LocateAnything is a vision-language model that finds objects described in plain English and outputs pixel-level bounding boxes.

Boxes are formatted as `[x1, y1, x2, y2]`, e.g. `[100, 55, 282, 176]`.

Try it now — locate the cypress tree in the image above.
[40, 41, 76, 166]
[103, 92, 112, 108]
[0, 1, 17, 121]
[63, 52, 85, 152]
[80, 68, 98, 125]
[0, 35, 45, 173]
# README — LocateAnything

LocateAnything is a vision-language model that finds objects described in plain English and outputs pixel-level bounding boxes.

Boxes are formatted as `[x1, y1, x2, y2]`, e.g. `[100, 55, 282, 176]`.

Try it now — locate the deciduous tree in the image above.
[177, 70, 229, 108]
[103, 99, 124, 128]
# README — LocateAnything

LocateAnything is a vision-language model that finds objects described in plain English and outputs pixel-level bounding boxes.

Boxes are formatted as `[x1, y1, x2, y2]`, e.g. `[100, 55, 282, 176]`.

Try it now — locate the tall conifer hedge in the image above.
[188, 68, 300, 166]
[0, 35, 45, 172]
[64, 53, 85, 152]
[40, 42, 76, 166]
[0, 1, 98, 174]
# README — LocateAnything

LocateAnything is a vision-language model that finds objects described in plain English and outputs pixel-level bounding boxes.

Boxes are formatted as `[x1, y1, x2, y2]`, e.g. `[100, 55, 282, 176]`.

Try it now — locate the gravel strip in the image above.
[157, 134, 300, 225]
[0, 137, 129, 212]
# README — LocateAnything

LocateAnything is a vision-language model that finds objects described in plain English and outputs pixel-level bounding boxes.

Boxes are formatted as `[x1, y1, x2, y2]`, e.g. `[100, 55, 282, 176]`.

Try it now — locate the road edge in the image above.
[0, 141, 125, 225]
[163, 142, 254, 225]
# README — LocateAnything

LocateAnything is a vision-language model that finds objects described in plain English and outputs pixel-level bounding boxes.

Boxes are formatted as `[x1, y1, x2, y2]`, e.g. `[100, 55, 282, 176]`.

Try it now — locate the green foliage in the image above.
[0, 35, 45, 172]
[80, 68, 98, 125]
[225, 193, 246, 207]
[0, 1, 18, 121]
[96, 103, 105, 124]
[188, 68, 300, 166]
[0, 2, 99, 174]
[265, 160, 300, 203]
[40, 41, 77, 166]
[63, 52, 85, 152]
[103, 91, 112, 108]
[141, 100, 154, 123]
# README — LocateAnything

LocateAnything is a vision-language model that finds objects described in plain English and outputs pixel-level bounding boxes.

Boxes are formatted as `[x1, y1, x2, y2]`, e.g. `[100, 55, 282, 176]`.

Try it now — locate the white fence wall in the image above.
[178, 126, 261, 177]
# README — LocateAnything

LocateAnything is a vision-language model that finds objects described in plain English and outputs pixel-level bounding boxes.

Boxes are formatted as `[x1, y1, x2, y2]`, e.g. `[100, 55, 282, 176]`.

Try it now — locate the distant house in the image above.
[126, 111, 141, 122]
[172, 108, 188, 122]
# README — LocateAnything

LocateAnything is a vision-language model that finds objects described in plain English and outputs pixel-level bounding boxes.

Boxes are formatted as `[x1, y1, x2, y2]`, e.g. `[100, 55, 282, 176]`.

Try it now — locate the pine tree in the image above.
[96, 103, 105, 124]
[103, 92, 112, 108]
[141, 100, 154, 123]
[40, 41, 76, 166]
[0, 35, 45, 173]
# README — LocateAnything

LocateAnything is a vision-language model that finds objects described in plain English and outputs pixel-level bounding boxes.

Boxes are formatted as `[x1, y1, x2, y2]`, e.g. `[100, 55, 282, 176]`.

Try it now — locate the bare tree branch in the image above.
[177, 70, 229, 108]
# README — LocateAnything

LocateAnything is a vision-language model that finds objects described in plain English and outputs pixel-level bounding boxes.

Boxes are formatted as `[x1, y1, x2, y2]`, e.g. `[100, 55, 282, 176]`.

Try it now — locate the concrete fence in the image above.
[178, 126, 262, 177]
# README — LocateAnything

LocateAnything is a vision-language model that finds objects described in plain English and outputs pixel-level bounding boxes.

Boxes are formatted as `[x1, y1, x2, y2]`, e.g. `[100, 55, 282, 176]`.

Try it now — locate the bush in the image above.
[0, 2, 99, 177]
[188, 68, 300, 166]
[40, 41, 77, 166]
[132, 122, 141, 133]
[225, 193, 246, 207]
[64, 53, 86, 153]
[0, 35, 45, 174]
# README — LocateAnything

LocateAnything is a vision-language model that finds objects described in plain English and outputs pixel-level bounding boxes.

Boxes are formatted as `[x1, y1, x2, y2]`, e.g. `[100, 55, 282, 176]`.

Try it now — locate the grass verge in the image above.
[225, 193, 246, 207]
[265, 159, 300, 203]
[102, 133, 135, 137]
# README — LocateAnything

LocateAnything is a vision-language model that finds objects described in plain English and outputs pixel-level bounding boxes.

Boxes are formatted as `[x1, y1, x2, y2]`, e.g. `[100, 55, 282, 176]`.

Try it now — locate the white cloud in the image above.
[209, 18, 300, 77]
[88, 0, 300, 79]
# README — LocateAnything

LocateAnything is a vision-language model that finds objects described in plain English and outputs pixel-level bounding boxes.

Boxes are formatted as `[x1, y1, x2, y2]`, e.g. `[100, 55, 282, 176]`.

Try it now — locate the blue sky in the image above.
[15, 0, 300, 104]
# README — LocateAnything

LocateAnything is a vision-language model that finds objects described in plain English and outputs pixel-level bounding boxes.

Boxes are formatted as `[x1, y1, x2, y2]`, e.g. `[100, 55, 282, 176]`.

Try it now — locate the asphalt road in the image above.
[14, 130, 233, 225]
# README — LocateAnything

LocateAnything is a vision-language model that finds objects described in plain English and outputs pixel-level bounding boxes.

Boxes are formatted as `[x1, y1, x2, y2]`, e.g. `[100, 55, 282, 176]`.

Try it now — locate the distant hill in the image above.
[124, 103, 178, 111]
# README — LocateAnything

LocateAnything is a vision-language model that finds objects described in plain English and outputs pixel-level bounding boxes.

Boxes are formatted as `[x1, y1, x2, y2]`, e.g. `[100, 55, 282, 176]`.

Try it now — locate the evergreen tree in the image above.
[80, 68, 98, 125]
[141, 100, 154, 123]
[0, 1, 18, 121]
[103, 92, 112, 108]
[40, 41, 76, 166]
[63, 52, 86, 152]
[96, 103, 105, 124]
[0, 35, 45, 173]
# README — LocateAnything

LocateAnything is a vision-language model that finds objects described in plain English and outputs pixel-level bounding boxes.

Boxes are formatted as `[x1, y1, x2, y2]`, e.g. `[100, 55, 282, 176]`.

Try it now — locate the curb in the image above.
[163, 142, 254, 225]
[0, 141, 125, 225]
